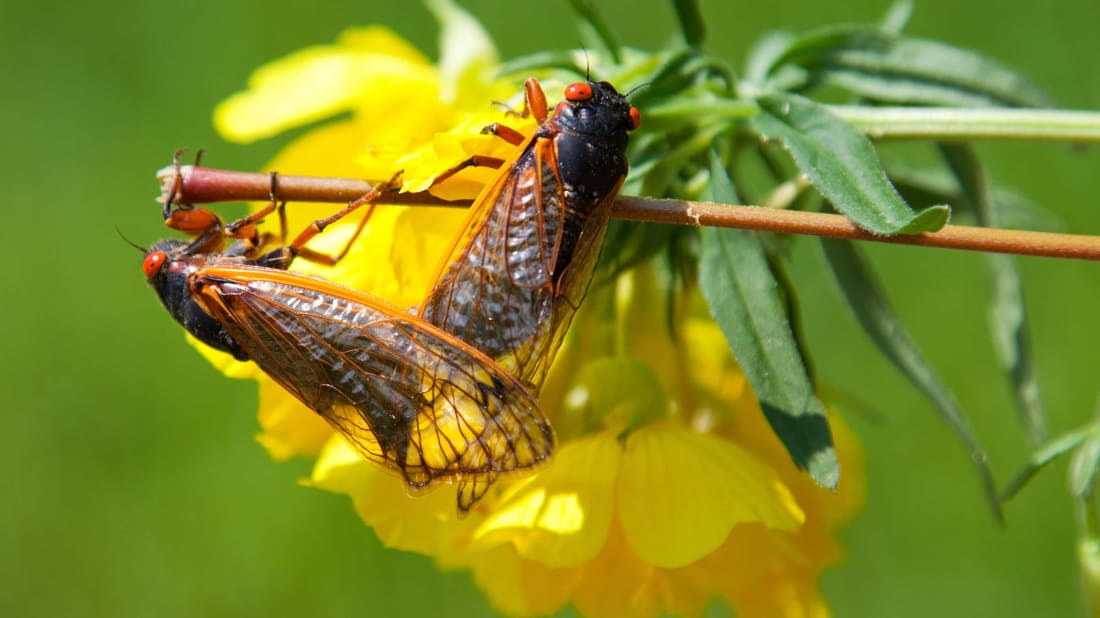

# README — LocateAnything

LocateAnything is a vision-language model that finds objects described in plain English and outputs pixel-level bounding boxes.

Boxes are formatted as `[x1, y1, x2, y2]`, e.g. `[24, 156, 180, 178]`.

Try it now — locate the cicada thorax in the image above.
[419, 79, 639, 390]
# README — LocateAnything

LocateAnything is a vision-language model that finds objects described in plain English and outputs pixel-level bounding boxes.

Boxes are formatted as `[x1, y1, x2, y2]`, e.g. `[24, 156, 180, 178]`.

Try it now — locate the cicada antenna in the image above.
[116, 226, 147, 253]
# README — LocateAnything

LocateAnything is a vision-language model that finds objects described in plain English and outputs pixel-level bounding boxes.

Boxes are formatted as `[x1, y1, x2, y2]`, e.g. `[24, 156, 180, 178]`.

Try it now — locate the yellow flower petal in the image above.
[214, 27, 435, 143]
[308, 438, 473, 555]
[375, 106, 537, 198]
[389, 206, 472, 300]
[267, 117, 374, 177]
[570, 521, 660, 618]
[254, 376, 332, 460]
[617, 423, 805, 568]
[822, 413, 864, 527]
[677, 523, 829, 618]
[335, 26, 432, 63]
[469, 544, 577, 617]
[187, 333, 258, 379]
[472, 431, 620, 567]
[287, 211, 409, 306]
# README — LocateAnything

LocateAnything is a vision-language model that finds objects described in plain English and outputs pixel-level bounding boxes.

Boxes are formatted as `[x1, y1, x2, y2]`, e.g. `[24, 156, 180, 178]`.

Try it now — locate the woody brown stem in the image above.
[158, 165, 462, 207]
[612, 197, 1100, 261]
[157, 165, 1100, 262]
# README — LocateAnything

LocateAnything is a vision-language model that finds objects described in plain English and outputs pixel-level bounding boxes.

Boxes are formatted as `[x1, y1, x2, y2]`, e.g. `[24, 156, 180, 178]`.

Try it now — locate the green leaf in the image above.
[1070, 434, 1100, 499]
[886, 162, 1062, 232]
[767, 252, 816, 385]
[575, 357, 669, 434]
[1002, 426, 1096, 501]
[745, 30, 798, 85]
[940, 144, 1047, 444]
[821, 237, 1002, 522]
[767, 25, 1054, 107]
[624, 48, 703, 108]
[597, 220, 681, 284]
[497, 51, 584, 79]
[565, 0, 622, 64]
[753, 93, 950, 234]
[880, 0, 914, 34]
[671, 0, 705, 47]
[699, 151, 838, 490]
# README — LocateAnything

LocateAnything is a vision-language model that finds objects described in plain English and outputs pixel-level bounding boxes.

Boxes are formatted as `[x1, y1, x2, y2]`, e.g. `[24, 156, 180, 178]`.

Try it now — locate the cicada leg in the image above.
[162, 149, 221, 237]
[489, 77, 549, 123]
[428, 77, 551, 188]
[283, 171, 403, 266]
[223, 172, 284, 245]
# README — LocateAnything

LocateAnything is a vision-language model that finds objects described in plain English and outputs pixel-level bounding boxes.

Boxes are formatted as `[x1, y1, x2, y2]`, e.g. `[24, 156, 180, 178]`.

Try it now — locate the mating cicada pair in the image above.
[144, 78, 640, 513]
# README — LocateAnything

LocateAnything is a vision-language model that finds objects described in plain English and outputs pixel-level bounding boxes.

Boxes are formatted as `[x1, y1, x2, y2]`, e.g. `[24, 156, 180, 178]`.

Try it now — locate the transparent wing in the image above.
[192, 265, 555, 513]
[419, 137, 616, 390]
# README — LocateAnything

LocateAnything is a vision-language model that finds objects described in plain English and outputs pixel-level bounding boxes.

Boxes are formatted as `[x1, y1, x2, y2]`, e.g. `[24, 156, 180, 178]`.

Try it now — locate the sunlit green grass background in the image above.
[4, 1, 1099, 615]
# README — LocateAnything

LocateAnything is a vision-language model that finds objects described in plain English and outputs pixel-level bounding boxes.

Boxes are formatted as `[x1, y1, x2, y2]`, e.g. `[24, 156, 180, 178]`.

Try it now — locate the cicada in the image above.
[144, 177, 553, 512]
[420, 78, 640, 389]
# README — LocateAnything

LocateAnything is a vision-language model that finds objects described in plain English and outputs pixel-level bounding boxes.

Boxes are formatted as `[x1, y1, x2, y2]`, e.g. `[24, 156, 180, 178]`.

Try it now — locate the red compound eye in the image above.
[143, 251, 167, 278]
[629, 107, 641, 130]
[564, 82, 593, 101]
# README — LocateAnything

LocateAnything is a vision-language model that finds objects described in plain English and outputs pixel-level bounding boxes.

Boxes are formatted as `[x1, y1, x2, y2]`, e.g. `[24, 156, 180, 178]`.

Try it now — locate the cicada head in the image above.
[546, 80, 640, 204]
[143, 238, 250, 361]
[552, 80, 640, 151]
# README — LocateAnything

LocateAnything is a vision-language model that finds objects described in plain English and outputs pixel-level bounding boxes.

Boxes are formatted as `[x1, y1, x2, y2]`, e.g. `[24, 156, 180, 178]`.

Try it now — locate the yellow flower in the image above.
[438, 267, 862, 618]
[197, 2, 864, 616]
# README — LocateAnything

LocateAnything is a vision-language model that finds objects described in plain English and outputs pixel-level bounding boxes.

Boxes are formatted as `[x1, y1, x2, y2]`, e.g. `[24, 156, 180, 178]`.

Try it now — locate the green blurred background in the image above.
[3, 0, 1099, 616]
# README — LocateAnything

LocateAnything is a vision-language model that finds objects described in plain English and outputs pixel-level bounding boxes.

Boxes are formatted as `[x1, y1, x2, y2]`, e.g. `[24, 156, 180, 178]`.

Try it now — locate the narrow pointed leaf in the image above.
[821, 237, 1001, 521]
[767, 25, 1054, 108]
[940, 144, 1047, 444]
[745, 30, 798, 85]
[497, 51, 584, 78]
[754, 93, 950, 234]
[1002, 426, 1096, 501]
[566, 0, 622, 64]
[880, 0, 914, 33]
[700, 151, 838, 490]
[671, 0, 705, 47]
[886, 162, 1062, 232]
[1070, 434, 1100, 499]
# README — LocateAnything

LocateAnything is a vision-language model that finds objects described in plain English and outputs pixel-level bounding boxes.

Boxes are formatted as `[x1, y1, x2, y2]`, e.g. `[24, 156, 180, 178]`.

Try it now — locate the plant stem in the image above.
[830, 105, 1100, 143]
[158, 165, 1100, 262]
[157, 165, 460, 207]
[614, 197, 1100, 260]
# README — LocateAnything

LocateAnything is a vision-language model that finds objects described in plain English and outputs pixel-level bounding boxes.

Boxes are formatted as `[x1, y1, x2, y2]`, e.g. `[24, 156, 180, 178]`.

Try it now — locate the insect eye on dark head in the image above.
[143, 251, 167, 279]
[143, 239, 188, 280]
[564, 81, 594, 102]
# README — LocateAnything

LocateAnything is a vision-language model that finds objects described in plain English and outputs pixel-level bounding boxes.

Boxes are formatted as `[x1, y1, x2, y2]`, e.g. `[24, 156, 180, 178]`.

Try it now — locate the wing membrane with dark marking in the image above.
[190, 265, 555, 512]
